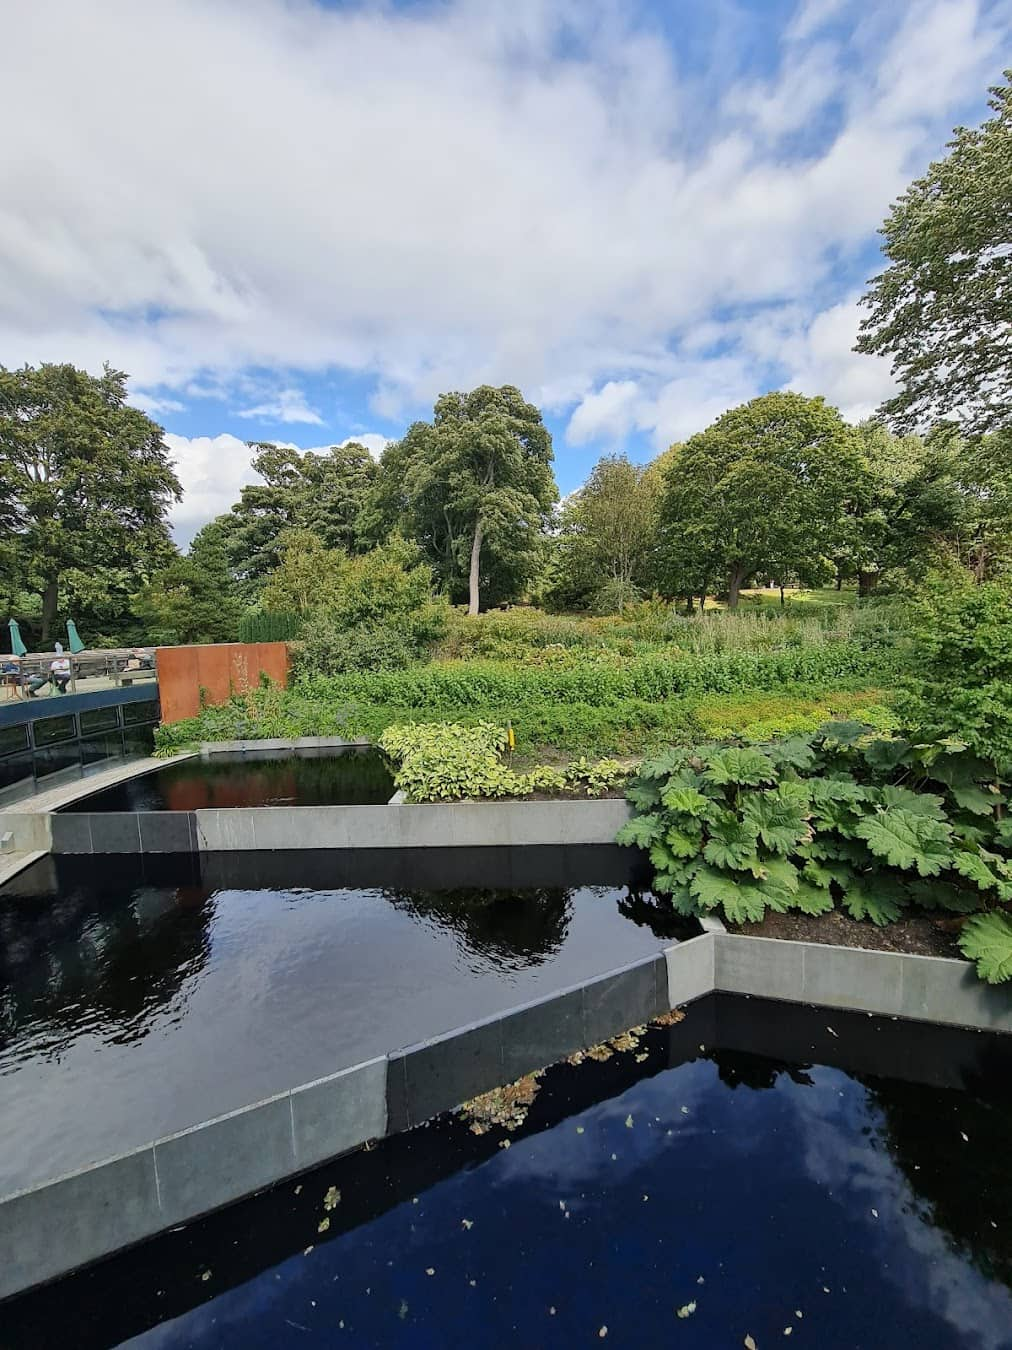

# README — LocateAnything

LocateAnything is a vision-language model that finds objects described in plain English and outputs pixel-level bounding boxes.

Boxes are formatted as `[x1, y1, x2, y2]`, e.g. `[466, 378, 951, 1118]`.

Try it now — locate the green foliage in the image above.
[0, 361, 181, 642]
[657, 392, 865, 607]
[958, 911, 1012, 984]
[902, 572, 1012, 769]
[297, 620, 417, 676]
[133, 554, 242, 646]
[617, 723, 1012, 975]
[377, 722, 627, 803]
[238, 611, 305, 644]
[857, 72, 1012, 436]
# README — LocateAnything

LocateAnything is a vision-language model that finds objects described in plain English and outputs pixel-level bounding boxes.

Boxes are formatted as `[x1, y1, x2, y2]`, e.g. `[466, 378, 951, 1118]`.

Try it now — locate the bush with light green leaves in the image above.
[616, 721, 1012, 984]
[378, 722, 627, 804]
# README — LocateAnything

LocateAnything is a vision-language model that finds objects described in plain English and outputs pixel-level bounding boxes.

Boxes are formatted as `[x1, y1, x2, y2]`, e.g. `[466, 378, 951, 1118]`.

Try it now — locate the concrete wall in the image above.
[4, 928, 1009, 1301]
[156, 643, 289, 724]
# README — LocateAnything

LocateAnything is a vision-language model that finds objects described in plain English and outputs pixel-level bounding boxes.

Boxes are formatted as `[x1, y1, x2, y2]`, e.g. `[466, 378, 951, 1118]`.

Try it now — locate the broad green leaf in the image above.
[742, 789, 812, 854]
[997, 819, 1012, 849]
[908, 879, 982, 914]
[949, 783, 1003, 816]
[818, 719, 870, 747]
[689, 865, 767, 923]
[877, 785, 946, 819]
[841, 882, 906, 926]
[861, 736, 912, 773]
[763, 736, 818, 771]
[755, 858, 801, 913]
[664, 824, 704, 859]
[924, 749, 991, 789]
[854, 808, 953, 876]
[639, 747, 691, 781]
[660, 784, 712, 817]
[791, 881, 837, 916]
[952, 849, 1012, 895]
[703, 812, 760, 869]
[802, 858, 852, 891]
[958, 912, 1012, 984]
[807, 776, 869, 805]
[701, 747, 777, 788]
[616, 814, 663, 849]
[626, 781, 662, 811]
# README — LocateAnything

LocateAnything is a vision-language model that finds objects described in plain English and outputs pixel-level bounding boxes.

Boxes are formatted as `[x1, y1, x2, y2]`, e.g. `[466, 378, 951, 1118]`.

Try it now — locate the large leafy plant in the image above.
[617, 722, 1012, 982]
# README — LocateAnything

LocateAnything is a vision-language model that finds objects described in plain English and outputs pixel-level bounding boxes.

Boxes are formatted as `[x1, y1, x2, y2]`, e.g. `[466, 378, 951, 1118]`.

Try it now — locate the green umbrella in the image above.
[67, 619, 85, 654]
[8, 619, 27, 657]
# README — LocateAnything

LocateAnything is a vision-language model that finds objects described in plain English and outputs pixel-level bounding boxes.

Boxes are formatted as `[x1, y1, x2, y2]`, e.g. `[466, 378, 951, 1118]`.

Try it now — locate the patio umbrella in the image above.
[8, 619, 27, 657]
[67, 619, 85, 653]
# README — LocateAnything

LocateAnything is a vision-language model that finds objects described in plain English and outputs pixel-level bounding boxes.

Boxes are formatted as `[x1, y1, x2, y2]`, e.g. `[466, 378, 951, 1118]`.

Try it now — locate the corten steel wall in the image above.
[155, 643, 290, 724]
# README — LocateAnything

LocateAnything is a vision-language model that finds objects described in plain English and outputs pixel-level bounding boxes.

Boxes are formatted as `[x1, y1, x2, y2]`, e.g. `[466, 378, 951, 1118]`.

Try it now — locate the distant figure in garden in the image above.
[27, 655, 71, 698]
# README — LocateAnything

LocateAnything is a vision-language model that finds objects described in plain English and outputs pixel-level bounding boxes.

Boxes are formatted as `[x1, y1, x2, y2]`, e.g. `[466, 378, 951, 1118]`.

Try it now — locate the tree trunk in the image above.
[41, 578, 59, 645]
[468, 521, 484, 617]
[857, 570, 879, 598]
[727, 566, 746, 611]
[779, 584, 786, 607]
[835, 570, 843, 591]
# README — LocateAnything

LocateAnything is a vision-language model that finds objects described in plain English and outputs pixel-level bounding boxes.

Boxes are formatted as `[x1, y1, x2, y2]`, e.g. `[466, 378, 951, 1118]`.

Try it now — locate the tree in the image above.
[857, 73, 1012, 435]
[133, 553, 242, 646]
[0, 363, 181, 642]
[549, 454, 662, 612]
[224, 440, 378, 600]
[371, 386, 557, 614]
[260, 530, 346, 615]
[658, 392, 863, 609]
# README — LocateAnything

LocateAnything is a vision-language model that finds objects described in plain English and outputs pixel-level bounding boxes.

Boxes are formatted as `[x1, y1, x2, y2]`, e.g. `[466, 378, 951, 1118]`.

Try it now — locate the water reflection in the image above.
[0, 848, 675, 1190]
[6, 996, 1011, 1350]
[62, 747, 395, 811]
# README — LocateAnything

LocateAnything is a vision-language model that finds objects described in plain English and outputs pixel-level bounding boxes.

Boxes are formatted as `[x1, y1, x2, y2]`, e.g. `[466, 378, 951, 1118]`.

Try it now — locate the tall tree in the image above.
[658, 392, 863, 609]
[857, 72, 1012, 435]
[550, 454, 662, 612]
[0, 363, 181, 642]
[372, 386, 557, 614]
[224, 440, 378, 599]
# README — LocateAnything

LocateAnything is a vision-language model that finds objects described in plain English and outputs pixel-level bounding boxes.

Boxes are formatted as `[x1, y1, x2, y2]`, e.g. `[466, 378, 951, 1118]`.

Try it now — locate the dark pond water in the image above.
[59, 747, 395, 811]
[0, 847, 689, 1192]
[6, 996, 1012, 1350]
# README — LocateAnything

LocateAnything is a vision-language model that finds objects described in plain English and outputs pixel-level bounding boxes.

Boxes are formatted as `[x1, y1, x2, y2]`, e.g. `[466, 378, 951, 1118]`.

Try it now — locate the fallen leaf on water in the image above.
[871, 1209, 879, 1219]
[461, 1219, 473, 1230]
[303, 1247, 313, 1256]
[625, 1115, 634, 1128]
[676, 1301, 697, 1318]
[425, 1268, 435, 1277]
[576, 1126, 585, 1135]
[744, 1336, 757, 1349]
[317, 1217, 330, 1234]
[827, 1026, 838, 1038]
[635, 1053, 648, 1062]
[598, 1327, 608, 1339]
[499, 1139, 511, 1149]
[324, 1186, 340, 1210]
[294, 1184, 302, 1195]
[398, 1300, 408, 1320]
[199, 1271, 211, 1283]
[784, 1328, 792, 1337]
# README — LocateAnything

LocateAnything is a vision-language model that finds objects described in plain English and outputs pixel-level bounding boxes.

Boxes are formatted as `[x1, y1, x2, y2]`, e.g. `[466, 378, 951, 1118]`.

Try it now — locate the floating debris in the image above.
[676, 1301, 697, 1318]
[635, 1052, 649, 1062]
[576, 1126, 585, 1135]
[744, 1336, 757, 1350]
[461, 1073, 542, 1132]
[653, 1008, 686, 1027]
[318, 1217, 330, 1234]
[324, 1186, 341, 1211]
[587, 1044, 615, 1063]
[294, 1184, 302, 1195]
[462, 1219, 474, 1230]
[599, 1326, 608, 1338]
[611, 1031, 639, 1053]
[426, 1268, 435, 1276]
[625, 1114, 634, 1128]
[199, 1270, 211, 1283]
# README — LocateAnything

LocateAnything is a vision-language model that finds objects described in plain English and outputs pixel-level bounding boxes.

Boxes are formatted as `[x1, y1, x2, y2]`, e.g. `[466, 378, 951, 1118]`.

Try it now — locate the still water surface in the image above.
[60, 747, 395, 811]
[5, 996, 1011, 1350]
[0, 847, 684, 1191]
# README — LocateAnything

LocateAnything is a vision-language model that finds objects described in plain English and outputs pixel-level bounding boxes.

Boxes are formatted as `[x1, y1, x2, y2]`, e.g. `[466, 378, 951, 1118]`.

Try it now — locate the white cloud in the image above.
[340, 433, 390, 460]
[163, 433, 260, 546]
[236, 388, 323, 425]
[0, 0, 1007, 473]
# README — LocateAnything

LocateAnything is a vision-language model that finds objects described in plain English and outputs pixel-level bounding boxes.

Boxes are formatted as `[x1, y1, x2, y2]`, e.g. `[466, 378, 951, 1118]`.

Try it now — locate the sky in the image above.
[2, 0, 1010, 545]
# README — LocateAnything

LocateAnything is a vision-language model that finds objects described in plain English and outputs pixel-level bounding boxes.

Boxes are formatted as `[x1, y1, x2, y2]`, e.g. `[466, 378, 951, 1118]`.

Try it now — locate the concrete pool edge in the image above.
[3, 931, 1010, 1301]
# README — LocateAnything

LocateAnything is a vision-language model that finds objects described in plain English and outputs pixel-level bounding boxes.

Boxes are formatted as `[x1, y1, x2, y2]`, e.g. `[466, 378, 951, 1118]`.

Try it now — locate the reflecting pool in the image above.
[6, 996, 1011, 1349]
[0, 846, 687, 1191]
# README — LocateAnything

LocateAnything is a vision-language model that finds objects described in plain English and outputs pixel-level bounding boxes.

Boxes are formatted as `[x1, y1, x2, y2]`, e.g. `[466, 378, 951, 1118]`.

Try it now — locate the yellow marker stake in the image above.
[507, 724, 516, 753]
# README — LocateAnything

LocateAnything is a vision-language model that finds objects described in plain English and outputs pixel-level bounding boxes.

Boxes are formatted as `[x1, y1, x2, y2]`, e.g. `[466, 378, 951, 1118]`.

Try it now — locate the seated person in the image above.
[26, 656, 71, 697]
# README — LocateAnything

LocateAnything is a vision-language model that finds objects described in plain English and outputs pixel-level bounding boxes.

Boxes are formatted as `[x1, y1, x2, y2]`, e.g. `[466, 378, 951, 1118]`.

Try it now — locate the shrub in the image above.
[239, 611, 304, 643]
[617, 724, 1012, 983]
[296, 620, 417, 677]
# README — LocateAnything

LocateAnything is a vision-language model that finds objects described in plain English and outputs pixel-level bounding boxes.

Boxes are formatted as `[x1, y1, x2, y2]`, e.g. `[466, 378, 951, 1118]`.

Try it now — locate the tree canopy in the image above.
[658, 392, 863, 608]
[372, 385, 557, 614]
[0, 362, 180, 642]
[857, 72, 1012, 435]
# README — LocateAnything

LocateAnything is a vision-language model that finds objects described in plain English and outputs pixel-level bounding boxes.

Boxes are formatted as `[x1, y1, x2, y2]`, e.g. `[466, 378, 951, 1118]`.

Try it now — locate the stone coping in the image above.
[3, 930, 1009, 1301]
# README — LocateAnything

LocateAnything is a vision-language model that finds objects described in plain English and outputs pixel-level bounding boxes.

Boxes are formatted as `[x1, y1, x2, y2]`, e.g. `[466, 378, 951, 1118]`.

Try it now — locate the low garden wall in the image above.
[3, 930, 1009, 1301]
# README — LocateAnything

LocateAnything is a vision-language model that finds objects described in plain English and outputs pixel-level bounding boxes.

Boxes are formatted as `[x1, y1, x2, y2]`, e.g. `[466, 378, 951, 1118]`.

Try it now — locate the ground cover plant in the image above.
[617, 722, 1012, 984]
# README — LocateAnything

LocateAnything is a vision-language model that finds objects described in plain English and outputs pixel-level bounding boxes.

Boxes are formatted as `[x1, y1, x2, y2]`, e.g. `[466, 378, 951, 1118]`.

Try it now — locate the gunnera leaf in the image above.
[626, 780, 662, 811]
[876, 785, 947, 820]
[701, 747, 778, 788]
[660, 784, 713, 817]
[664, 824, 704, 859]
[861, 736, 912, 773]
[952, 849, 1012, 896]
[791, 881, 837, 916]
[742, 789, 812, 854]
[703, 812, 760, 869]
[818, 720, 871, 747]
[763, 736, 818, 771]
[949, 783, 1003, 816]
[907, 879, 982, 914]
[638, 747, 692, 781]
[958, 911, 1012, 984]
[616, 814, 664, 849]
[854, 808, 953, 876]
[841, 879, 907, 926]
[689, 865, 767, 923]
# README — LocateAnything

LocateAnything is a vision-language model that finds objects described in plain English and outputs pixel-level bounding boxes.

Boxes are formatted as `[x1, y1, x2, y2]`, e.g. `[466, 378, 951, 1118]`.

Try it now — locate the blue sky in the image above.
[2, 0, 1010, 543]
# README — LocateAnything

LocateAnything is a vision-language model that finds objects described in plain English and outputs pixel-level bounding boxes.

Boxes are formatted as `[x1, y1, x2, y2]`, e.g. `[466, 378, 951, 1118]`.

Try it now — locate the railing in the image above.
[1, 649, 157, 703]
